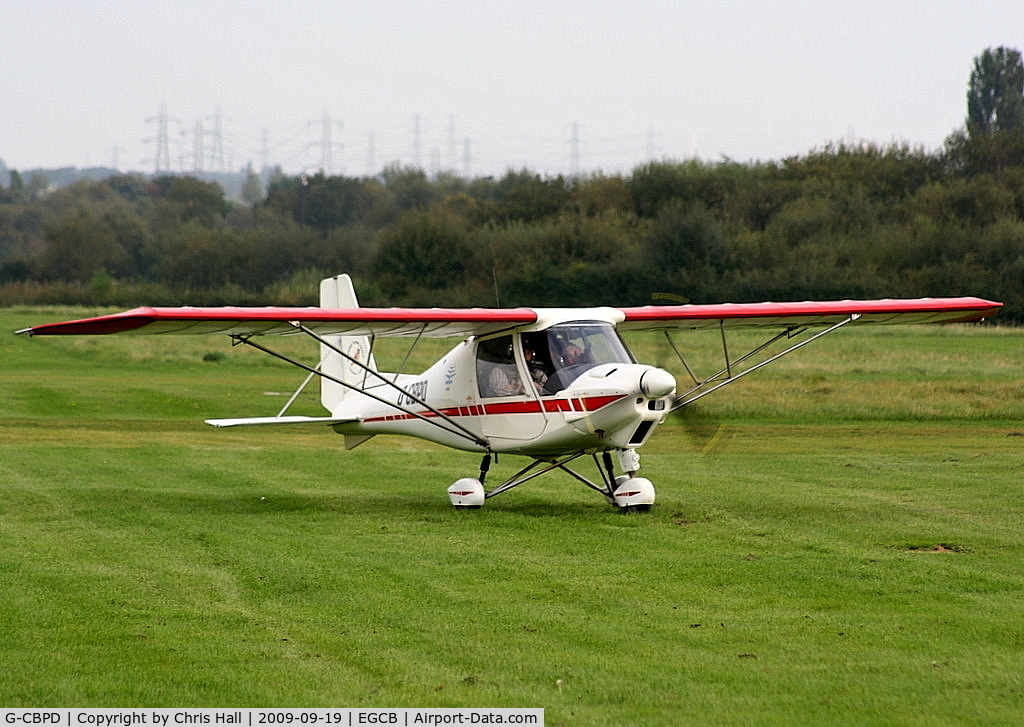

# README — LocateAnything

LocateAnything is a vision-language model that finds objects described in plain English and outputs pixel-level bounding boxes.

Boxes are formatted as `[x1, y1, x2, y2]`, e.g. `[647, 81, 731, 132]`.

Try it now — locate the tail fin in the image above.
[319, 274, 376, 412]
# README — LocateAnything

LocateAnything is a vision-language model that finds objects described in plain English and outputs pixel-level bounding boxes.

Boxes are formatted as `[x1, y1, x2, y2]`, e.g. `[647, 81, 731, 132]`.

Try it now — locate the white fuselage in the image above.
[329, 319, 676, 457]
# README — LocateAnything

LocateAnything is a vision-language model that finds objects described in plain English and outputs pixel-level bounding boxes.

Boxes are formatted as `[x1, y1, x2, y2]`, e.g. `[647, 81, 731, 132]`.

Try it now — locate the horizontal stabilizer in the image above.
[205, 415, 357, 428]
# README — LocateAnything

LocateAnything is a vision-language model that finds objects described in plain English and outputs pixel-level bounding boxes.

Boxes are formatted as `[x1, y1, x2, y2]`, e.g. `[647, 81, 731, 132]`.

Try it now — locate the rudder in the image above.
[319, 274, 376, 412]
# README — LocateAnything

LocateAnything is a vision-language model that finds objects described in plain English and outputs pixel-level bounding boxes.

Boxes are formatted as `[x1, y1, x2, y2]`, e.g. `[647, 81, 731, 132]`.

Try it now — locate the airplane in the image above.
[17, 275, 1001, 511]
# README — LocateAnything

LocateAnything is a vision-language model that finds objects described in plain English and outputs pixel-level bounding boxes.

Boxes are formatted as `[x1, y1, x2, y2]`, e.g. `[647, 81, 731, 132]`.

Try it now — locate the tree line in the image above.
[2, 49, 1023, 322]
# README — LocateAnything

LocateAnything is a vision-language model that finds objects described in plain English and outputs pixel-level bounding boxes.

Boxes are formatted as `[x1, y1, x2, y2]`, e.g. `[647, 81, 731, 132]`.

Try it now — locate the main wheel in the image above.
[448, 478, 485, 508]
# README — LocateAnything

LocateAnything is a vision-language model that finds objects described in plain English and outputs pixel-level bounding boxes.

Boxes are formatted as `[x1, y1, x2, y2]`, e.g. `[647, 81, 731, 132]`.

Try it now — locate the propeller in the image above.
[673, 403, 725, 456]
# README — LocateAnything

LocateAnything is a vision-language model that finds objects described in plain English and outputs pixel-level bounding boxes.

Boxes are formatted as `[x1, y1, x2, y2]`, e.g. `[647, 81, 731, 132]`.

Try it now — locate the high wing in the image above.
[610, 296, 1001, 409]
[616, 297, 1001, 330]
[16, 297, 1000, 338]
[17, 306, 538, 338]
[15, 293, 1004, 465]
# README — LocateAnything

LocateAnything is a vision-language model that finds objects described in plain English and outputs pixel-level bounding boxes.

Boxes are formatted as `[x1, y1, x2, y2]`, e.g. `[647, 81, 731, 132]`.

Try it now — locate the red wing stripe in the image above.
[20, 306, 539, 337]
[618, 297, 1002, 329]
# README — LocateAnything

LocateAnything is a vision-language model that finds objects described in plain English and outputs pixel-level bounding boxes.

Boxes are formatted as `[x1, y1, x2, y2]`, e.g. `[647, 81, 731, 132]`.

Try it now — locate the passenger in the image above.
[488, 363, 524, 396]
[524, 346, 549, 392]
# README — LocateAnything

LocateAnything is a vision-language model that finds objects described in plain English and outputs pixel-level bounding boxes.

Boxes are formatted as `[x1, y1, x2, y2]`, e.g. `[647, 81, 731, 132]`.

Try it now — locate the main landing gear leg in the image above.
[478, 453, 492, 486]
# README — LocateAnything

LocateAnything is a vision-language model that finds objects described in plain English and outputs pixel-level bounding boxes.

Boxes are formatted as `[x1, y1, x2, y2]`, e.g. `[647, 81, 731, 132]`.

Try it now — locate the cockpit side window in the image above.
[476, 335, 524, 398]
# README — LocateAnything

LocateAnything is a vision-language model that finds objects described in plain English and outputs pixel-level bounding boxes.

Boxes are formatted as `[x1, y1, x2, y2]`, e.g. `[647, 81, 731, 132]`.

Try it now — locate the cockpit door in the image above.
[474, 334, 548, 440]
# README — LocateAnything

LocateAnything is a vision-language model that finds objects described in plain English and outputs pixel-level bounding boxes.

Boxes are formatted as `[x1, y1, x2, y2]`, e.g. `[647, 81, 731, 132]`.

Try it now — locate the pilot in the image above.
[561, 344, 583, 367]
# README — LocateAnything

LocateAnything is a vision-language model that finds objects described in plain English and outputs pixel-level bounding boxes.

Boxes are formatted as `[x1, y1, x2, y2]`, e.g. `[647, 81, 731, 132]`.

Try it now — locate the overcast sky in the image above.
[3, 1, 1022, 178]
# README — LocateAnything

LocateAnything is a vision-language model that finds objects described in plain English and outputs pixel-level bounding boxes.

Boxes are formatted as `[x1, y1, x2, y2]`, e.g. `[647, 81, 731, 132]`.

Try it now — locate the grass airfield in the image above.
[2, 307, 1023, 725]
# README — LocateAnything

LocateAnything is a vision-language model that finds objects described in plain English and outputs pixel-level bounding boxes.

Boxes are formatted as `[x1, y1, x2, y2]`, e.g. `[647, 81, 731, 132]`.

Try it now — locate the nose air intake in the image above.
[640, 368, 676, 399]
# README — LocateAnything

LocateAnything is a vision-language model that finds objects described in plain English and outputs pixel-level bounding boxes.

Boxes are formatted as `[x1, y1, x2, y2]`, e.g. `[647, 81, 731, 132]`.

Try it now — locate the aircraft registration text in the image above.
[396, 380, 428, 406]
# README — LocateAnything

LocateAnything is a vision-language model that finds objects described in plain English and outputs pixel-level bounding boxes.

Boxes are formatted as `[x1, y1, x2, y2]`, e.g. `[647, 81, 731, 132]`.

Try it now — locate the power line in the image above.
[446, 114, 457, 172]
[307, 108, 343, 175]
[412, 114, 422, 169]
[138, 107, 685, 178]
[206, 106, 227, 171]
[186, 116, 204, 172]
[366, 130, 376, 177]
[569, 121, 582, 178]
[144, 103, 177, 173]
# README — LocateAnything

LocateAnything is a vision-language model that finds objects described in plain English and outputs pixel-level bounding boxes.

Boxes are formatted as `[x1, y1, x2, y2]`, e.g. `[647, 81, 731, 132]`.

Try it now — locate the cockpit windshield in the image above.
[522, 322, 635, 395]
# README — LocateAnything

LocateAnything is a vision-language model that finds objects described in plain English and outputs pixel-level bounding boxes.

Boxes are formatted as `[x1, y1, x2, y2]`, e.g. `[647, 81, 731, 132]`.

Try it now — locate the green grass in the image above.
[2, 308, 1024, 723]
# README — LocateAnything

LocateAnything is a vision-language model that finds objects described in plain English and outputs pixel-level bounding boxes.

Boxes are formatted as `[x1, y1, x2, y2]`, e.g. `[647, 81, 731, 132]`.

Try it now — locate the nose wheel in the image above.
[612, 475, 656, 512]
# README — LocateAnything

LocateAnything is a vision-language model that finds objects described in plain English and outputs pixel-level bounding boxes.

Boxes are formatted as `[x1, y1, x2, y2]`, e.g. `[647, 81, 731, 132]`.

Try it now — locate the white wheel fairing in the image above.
[612, 475, 656, 509]
[448, 478, 485, 508]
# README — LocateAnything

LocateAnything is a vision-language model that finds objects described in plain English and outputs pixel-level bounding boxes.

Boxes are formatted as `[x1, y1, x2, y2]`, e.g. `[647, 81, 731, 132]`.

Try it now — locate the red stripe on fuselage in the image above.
[361, 394, 627, 424]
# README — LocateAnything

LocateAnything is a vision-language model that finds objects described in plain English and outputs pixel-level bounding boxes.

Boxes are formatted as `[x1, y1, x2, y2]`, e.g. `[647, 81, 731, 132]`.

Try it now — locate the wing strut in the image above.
[277, 367, 319, 418]
[231, 331, 490, 450]
[671, 314, 861, 410]
[393, 325, 425, 378]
